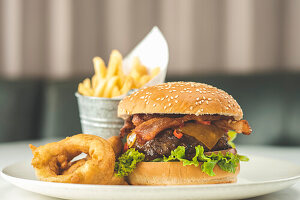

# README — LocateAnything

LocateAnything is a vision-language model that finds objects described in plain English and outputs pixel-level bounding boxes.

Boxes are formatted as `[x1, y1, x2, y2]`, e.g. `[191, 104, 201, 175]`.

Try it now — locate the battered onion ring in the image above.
[107, 136, 123, 158]
[29, 134, 126, 185]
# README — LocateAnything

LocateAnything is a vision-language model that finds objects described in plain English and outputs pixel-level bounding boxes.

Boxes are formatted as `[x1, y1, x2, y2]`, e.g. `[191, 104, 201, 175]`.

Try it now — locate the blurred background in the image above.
[0, 0, 299, 146]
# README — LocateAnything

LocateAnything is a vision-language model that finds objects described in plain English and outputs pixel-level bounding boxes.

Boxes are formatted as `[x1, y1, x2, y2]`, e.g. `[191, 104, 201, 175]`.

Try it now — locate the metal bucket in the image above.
[75, 93, 123, 139]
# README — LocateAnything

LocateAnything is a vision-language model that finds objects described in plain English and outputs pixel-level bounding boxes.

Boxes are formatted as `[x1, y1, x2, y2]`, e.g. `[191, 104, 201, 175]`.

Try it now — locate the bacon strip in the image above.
[134, 115, 231, 144]
[123, 114, 252, 144]
[214, 120, 252, 135]
[120, 117, 134, 138]
[135, 118, 183, 143]
[132, 114, 225, 127]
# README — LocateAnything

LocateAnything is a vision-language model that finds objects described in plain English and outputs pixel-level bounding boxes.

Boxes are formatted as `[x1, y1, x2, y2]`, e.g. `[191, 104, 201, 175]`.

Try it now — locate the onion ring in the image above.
[107, 136, 123, 158]
[29, 134, 126, 185]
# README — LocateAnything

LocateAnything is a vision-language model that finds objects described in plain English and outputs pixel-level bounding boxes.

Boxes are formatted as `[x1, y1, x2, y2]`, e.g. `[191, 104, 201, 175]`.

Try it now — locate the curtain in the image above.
[0, 0, 300, 79]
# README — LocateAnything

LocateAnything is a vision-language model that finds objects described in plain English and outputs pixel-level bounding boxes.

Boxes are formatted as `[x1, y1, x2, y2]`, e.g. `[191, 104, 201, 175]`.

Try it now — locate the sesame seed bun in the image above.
[118, 82, 243, 120]
[128, 161, 240, 185]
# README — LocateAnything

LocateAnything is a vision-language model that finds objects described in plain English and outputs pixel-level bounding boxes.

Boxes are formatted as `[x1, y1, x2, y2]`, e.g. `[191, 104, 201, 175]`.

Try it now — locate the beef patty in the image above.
[133, 129, 231, 161]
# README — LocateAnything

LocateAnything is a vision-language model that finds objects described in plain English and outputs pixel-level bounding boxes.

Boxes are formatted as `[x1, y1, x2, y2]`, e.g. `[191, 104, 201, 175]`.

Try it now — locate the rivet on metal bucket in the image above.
[75, 93, 124, 139]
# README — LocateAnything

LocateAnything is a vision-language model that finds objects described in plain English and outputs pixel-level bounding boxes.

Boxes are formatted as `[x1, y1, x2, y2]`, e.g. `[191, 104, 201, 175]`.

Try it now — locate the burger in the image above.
[115, 82, 252, 185]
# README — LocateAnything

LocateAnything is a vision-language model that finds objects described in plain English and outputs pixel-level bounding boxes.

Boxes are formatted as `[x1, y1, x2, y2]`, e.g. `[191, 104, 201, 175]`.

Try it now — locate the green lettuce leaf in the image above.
[156, 145, 249, 176]
[152, 158, 164, 162]
[238, 154, 250, 161]
[228, 130, 237, 148]
[196, 145, 210, 162]
[162, 145, 200, 167]
[114, 145, 249, 177]
[201, 159, 218, 176]
[114, 148, 145, 177]
[216, 152, 239, 173]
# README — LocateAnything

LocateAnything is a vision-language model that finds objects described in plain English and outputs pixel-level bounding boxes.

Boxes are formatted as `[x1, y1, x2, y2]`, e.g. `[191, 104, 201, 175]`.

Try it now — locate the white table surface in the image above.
[0, 139, 300, 200]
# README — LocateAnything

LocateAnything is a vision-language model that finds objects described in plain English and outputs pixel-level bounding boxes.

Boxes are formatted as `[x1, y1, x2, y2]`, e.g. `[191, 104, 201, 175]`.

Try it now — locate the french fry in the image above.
[78, 50, 161, 98]
[103, 76, 119, 98]
[93, 57, 106, 79]
[91, 75, 98, 90]
[117, 61, 125, 88]
[94, 79, 107, 97]
[78, 83, 84, 95]
[151, 67, 160, 78]
[107, 50, 122, 78]
[130, 69, 141, 83]
[78, 83, 93, 96]
[83, 78, 91, 89]
[121, 76, 133, 95]
[131, 57, 148, 76]
[139, 75, 151, 87]
[111, 86, 121, 97]
[117, 75, 126, 89]
[118, 63, 124, 77]
[82, 78, 94, 94]
[137, 65, 148, 76]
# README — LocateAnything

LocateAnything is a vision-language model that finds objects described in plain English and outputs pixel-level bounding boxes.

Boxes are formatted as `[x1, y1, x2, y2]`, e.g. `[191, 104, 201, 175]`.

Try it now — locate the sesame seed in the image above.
[208, 98, 212, 100]
[170, 96, 174, 99]
[157, 98, 160, 100]
[196, 97, 200, 101]
[190, 106, 193, 110]
[167, 98, 170, 101]
[166, 95, 169, 98]
[203, 96, 206, 100]
[153, 104, 156, 107]
[200, 108, 204, 112]
[146, 101, 149, 104]
[206, 101, 209, 104]
[140, 96, 145, 99]
[196, 89, 199, 92]
[175, 95, 179, 98]
[161, 97, 164, 100]
[164, 106, 167, 109]
[175, 100, 178, 103]
[169, 103, 172, 106]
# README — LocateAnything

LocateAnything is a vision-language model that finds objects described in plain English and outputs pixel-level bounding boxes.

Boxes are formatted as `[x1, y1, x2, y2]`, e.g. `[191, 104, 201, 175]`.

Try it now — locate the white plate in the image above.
[1, 155, 300, 200]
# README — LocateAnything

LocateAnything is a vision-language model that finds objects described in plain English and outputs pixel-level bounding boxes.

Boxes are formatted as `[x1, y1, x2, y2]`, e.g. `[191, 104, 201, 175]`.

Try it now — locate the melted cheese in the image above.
[178, 122, 225, 150]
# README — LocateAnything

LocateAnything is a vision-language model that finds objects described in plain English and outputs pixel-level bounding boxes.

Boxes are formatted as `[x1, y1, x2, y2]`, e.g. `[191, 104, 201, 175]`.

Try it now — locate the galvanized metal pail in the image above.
[75, 93, 123, 139]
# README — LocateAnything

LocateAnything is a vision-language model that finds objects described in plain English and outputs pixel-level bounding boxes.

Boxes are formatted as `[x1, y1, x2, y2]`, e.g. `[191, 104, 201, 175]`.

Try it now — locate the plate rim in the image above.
[1, 155, 300, 189]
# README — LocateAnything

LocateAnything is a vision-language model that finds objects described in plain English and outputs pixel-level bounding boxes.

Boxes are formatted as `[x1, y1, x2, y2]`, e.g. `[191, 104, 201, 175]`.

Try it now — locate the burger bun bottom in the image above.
[128, 161, 240, 185]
